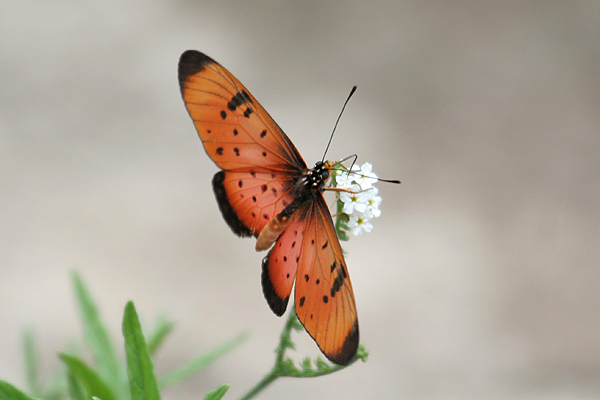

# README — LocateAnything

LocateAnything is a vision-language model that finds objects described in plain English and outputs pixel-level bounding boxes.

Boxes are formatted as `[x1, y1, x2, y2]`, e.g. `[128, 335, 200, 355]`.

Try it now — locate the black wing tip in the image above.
[211, 171, 253, 237]
[261, 253, 289, 316]
[178, 50, 215, 85]
[327, 320, 359, 365]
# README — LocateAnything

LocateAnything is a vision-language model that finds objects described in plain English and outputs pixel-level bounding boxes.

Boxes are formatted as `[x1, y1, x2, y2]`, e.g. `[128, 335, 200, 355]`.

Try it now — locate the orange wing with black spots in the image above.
[212, 170, 296, 237]
[178, 50, 305, 173]
[179, 50, 358, 364]
[261, 194, 358, 365]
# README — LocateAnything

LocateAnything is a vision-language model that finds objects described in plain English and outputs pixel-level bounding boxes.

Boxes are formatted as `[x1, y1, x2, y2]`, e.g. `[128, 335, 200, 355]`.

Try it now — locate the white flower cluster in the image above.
[334, 162, 382, 237]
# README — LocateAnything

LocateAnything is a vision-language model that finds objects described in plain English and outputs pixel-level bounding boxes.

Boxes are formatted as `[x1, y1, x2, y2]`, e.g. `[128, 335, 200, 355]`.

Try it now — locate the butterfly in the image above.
[178, 50, 358, 365]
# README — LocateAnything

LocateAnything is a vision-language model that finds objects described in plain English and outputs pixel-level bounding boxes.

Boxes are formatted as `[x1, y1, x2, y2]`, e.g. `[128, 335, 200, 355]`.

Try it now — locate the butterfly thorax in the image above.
[255, 161, 332, 252]
[296, 161, 332, 196]
[306, 161, 331, 188]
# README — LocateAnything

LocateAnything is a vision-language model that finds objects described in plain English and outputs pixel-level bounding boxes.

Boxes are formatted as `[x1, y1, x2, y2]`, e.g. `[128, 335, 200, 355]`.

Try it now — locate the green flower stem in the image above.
[238, 371, 278, 400]
[238, 306, 368, 400]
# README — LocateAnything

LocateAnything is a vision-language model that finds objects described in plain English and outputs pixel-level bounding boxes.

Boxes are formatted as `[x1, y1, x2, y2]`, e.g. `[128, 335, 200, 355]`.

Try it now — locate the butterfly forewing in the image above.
[179, 50, 306, 172]
[294, 196, 359, 365]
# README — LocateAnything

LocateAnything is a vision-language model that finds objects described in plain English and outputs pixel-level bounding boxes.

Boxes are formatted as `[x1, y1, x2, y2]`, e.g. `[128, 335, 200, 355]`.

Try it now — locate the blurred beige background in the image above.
[2, 1, 599, 399]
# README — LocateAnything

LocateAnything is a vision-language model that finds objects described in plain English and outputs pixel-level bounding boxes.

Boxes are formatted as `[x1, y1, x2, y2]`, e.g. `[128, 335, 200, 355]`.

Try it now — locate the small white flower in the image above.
[348, 215, 373, 236]
[335, 164, 360, 189]
[364, 187, 382, 218]
[353, 162, 378, 189]
[340, 185, 369, 215]
[333, 161, 385, 238]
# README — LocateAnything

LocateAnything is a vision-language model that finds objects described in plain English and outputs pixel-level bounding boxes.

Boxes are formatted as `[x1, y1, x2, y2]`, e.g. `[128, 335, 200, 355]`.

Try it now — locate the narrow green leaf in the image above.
[22, 329, 39, 396]
[72, 272, 120, 387]
[0, 380, 39, 400]
[158, 332, 248, 389]
[203, 384, 229, 400]
[65, 372, 86, 400]
[42, 366, 68, 400]
[122, 301, 160, 400]
[59, 353, 116, 400]
[146, 317, 175, 355]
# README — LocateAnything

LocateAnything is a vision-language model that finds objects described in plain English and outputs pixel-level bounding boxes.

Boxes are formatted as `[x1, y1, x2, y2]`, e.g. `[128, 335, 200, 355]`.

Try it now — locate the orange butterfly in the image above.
[178, 50, 358, 365]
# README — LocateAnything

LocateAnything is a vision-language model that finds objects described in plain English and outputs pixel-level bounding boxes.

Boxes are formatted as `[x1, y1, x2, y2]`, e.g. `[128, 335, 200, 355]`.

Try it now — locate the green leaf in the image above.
[122, 301, 160, 400]
[72, 272, 120, 388]
[65, 372, 87, 400]
[146, 316, 175, 356]
[300, 358, 312, 373]
[355, 344, 369, 362]
[203, 384, 229, 400]
[59, 354, 116, 400]
[22, 329, 39, 396]
[0, 380, 39, 400]
[158, 332, 248, 389]
[42, 366, 68, 400]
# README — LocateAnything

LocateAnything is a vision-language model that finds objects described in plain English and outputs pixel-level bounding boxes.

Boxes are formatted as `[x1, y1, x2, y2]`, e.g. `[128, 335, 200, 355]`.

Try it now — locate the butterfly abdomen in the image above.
[255, 197, 305, 251]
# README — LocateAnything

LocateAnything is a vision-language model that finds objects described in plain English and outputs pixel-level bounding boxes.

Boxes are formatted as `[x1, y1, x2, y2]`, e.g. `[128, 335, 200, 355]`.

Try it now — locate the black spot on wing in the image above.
[227, 90, 253, 111]
[330, 261, 337, 273]
[330, 267, 346, 298]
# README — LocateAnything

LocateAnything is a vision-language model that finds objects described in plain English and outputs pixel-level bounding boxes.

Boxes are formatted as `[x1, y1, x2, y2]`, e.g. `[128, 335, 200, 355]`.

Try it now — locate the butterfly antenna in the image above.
[332, 154, 401, 184]
[377, 177, 401, 184]
[322, 86, 357, 163]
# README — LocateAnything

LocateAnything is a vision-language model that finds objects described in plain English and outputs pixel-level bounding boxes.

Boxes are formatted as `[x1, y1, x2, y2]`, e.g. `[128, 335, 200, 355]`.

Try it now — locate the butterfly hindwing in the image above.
[261, 213, 305, 316]
[212, 170, 297, 237]
[178, 50, 306, 172]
